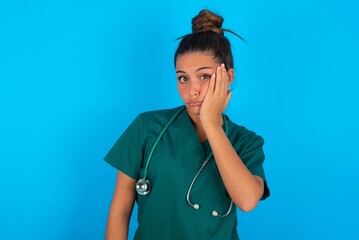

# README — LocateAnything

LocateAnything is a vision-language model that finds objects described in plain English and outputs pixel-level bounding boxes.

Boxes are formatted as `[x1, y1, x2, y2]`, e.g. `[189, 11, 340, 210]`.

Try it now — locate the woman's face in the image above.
[175, 51, 233, 118]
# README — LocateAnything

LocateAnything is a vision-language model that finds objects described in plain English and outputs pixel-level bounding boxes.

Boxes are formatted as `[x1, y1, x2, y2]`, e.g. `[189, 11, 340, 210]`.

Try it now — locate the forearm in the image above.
[203, 122, 264, 212]
[105, 171, 136, 240]
[105, 210, 130, 240]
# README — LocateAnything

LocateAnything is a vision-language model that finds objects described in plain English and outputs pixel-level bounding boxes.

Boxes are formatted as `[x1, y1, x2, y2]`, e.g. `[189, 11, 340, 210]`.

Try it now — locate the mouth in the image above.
[187, 101, 203, 107]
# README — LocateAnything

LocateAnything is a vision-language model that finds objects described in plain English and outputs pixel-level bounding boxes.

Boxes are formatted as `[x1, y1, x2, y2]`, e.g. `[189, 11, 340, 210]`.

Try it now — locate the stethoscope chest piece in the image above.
[136, 178, 152, 195]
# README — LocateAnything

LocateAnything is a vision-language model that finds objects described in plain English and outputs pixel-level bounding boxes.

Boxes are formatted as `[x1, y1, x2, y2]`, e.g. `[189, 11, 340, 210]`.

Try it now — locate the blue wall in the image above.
[1, 0, 358, 239]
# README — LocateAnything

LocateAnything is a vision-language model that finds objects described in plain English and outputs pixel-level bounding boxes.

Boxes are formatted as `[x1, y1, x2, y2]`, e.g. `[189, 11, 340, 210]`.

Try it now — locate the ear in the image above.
[227, 68, 234, 85]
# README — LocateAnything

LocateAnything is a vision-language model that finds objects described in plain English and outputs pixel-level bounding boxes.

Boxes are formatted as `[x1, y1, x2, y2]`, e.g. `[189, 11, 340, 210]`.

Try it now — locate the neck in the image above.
[186, 109, 208, 143]
[186, 109, 225, 143]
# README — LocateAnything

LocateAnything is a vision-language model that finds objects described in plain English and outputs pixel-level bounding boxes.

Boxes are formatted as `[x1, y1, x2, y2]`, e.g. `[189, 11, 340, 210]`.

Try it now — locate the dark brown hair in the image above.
[174, 9, 245, 70]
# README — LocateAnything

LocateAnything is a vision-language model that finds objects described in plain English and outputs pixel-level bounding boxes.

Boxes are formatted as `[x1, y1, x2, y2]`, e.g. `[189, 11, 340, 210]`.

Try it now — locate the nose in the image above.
[189, 81, 200, 99]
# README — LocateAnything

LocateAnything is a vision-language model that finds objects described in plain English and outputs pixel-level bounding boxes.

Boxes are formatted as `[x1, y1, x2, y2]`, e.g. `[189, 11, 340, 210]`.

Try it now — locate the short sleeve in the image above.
[103, 114, 144, 180]
[239, 135, 270, 200]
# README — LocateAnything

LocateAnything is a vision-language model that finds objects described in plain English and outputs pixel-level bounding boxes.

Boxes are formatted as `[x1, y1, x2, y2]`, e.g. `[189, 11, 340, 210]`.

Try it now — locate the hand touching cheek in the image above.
[200, 64, 233, 126]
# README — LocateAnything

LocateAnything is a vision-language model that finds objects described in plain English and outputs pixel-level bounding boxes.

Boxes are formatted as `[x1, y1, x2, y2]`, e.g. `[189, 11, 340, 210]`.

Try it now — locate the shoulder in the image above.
[139, 106, 183, 120]
[136, 106, 185, 134]
[138, 106, 184, 123]
[225, 115, 264, 150]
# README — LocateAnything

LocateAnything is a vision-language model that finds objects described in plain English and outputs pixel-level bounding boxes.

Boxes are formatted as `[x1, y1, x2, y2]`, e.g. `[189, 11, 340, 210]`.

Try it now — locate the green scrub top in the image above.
[104, 106, 270, 240]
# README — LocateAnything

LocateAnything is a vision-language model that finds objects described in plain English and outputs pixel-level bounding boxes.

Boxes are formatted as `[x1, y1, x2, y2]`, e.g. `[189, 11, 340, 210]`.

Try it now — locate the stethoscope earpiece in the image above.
[136, 178, 152, 195]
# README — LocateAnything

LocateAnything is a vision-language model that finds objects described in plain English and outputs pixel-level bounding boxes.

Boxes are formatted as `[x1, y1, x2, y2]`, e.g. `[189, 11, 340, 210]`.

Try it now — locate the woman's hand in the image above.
[199, 64, 265, 212]
[200, 63, 232, 126]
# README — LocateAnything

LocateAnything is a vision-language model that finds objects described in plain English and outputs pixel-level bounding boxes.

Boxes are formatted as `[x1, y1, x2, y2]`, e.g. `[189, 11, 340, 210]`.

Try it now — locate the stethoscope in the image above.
[135, 106, 234, 218]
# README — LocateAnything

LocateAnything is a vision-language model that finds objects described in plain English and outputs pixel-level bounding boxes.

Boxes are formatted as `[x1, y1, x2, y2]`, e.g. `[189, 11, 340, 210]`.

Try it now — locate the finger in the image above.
[207, 73, 216, 96]
[220, 63, 228, 95]
[216, 63, 227, 96]
[214, 65, 222, 96]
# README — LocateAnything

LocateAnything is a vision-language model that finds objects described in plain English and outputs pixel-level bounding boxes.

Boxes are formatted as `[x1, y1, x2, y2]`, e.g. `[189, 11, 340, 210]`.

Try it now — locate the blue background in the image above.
[1, 0, 358, 239]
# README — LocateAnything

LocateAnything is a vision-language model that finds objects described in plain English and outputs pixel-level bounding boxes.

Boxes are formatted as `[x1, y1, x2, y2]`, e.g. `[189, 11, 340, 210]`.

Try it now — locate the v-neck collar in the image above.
[175, 108, 206, 160]
[174, 106, 231, 160]
[175, 107, 226, 162]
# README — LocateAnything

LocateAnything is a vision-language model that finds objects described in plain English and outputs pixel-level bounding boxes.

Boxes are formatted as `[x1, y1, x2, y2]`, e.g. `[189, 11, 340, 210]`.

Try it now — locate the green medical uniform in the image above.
[104, 106, 270, 240]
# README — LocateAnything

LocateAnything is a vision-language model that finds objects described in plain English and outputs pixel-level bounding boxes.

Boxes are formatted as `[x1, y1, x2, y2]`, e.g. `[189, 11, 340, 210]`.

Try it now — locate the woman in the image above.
[104, 9, 270, 240]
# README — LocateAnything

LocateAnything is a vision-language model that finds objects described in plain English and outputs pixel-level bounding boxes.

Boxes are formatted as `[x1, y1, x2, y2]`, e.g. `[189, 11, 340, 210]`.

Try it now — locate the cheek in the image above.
[201, 81, 210, 92]
[177, 84, 187, 98]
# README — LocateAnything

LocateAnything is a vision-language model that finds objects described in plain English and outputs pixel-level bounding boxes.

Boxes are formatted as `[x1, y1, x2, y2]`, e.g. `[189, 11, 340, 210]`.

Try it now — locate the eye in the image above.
[177, 76, 188, 84]
[200, 74, 212, 80]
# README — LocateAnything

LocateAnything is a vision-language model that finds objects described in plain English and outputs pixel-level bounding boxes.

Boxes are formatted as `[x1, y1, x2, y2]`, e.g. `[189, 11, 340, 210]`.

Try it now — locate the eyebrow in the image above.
[176, 66, 213, 74]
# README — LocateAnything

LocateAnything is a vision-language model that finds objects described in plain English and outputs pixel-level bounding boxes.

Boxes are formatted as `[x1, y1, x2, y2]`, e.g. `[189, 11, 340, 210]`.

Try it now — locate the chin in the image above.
[186, 105, 201, 116]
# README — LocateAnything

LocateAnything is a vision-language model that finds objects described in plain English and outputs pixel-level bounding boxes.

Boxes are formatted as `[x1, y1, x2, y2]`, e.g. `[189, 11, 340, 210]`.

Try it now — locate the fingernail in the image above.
[221, 63, 225, 68]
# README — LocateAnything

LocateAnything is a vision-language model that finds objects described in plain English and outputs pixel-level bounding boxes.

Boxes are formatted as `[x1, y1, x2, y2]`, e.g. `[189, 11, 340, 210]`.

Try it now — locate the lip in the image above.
[187, 101, 203, 107]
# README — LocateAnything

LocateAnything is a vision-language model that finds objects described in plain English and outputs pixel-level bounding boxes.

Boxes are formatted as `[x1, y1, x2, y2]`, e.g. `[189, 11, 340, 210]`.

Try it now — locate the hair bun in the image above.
[192, 9, 224, 35]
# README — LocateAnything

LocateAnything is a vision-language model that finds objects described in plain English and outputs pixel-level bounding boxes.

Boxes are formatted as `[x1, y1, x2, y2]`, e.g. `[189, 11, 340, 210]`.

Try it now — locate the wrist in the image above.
[201, 118, 223, 132]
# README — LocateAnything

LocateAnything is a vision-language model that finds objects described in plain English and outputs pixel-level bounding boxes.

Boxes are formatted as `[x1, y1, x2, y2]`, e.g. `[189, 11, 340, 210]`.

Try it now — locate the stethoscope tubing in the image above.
[142, 107, 186, 179]
[186, 158, 211, 210]
[137, 106, 233, 217]
[185, 115, 234, 218]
